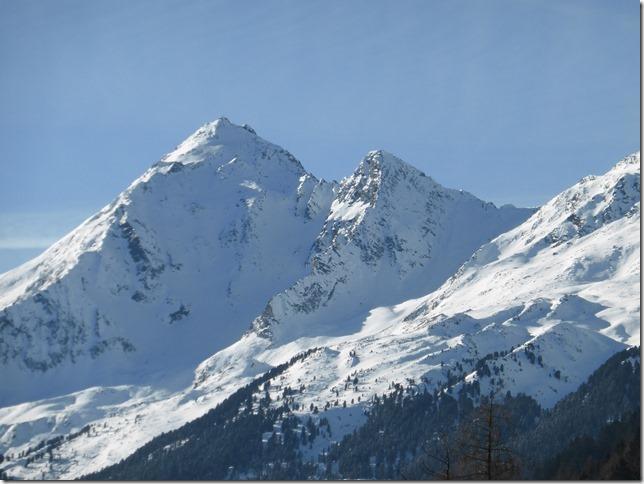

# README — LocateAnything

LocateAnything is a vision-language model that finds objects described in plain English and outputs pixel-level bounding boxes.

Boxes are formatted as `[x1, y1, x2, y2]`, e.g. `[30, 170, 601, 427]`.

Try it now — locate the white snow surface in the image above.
[0, 120, 638, 480]
[250, 149, 532, 342]
[0, 118, 336, 406]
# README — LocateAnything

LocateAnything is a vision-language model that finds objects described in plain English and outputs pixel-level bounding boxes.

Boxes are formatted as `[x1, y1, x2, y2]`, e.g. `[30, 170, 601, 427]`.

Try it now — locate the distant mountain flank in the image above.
[0, 118, 336, 405]
[0, 118, 530, 406]
[251, 148, 531, 343]
[0, 119, 638, 480]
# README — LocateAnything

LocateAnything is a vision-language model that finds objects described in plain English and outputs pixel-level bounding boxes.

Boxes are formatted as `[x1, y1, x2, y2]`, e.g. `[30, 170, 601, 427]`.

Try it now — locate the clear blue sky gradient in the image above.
[0, 0, 639, 271]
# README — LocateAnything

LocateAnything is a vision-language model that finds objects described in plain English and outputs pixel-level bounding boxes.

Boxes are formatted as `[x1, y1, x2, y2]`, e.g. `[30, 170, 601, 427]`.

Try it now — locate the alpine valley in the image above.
[0, 119, 639, 480]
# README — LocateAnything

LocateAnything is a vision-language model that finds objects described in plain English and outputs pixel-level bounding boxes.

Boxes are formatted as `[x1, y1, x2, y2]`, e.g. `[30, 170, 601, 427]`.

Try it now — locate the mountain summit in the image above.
[0, 120, 532, 406]
[0, 121, 637, 480]
[251, 149, 533, 342]
[0, 119, 335, 405]
[159, 117, 304, 175]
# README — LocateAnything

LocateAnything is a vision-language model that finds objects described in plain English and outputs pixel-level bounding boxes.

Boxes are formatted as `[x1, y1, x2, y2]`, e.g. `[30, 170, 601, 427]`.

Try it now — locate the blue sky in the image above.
[0, 0, 639, 272]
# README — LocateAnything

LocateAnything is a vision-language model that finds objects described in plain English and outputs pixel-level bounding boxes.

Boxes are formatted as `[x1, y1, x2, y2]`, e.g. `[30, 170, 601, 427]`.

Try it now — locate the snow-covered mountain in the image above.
[251, 149, 531, 342]
[193, 152, 638, 409]
[180, 152, 639, 475]
[423, 151, 640, 344]
[0, 118, 336, 405]
[0, 120, 637, 480]
[0, 119, 530, 408]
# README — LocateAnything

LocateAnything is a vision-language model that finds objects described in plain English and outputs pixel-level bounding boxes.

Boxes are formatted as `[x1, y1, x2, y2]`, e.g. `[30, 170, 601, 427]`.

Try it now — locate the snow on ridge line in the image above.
[158, 117, 306, 174]
[0, 121, 637, 479]
[0, 115, 531, 406]
[0, 117, 340, 407]
[249, 145, 535, 343]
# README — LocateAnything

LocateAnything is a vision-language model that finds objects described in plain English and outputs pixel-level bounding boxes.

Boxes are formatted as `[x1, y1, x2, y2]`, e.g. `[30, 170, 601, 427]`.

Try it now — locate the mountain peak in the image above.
[155, 118, 306, 179]
[195, 116, 255, 137]
[613, 151, 640, 171]
[361, 149, 425, 177]
[160, 117, 264, 165]
[185, 117, 238, 142]
[333, 150, 437, 213]
[206, 115, 232, 127]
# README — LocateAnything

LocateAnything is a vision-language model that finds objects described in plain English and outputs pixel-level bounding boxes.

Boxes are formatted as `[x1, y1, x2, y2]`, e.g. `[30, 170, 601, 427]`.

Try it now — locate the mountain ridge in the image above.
[0, 118, 336, 405]
[0, 118, 533, 406]
[251, 149, 532, 343]
[0, 121, 637, 480]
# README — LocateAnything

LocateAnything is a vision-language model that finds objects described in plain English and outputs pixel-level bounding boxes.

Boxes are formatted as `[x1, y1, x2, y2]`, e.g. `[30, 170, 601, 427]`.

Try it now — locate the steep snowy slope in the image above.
[0, 126, 536, 479]
[163, 153, 640, 474]
[251, 150, 532, 342]
[195, 153, 640, 409]
[1, 143, 636, 480]
[0, 118, 336, 406]
[420, 151, 640, 345]
[153, 151, 640, 472]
